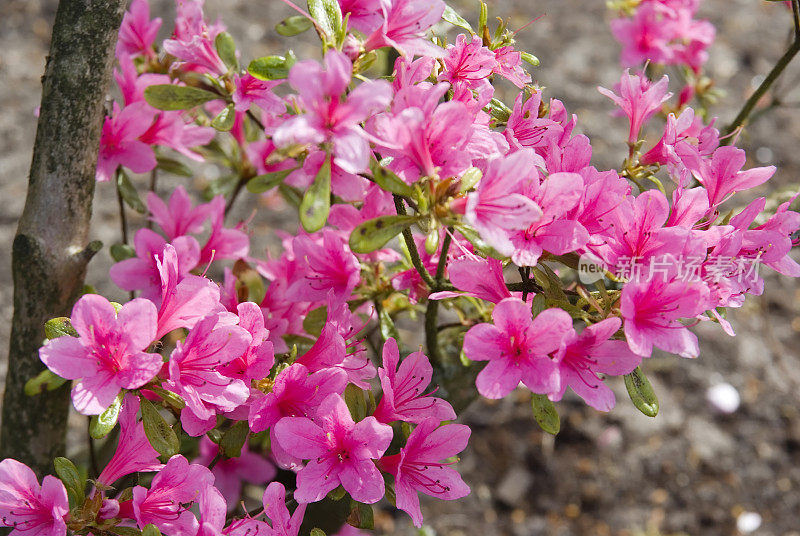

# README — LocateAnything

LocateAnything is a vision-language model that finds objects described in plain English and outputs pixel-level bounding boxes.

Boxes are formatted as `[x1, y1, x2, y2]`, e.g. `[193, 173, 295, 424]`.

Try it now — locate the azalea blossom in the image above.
[39, 294, 162, 415]
[0, 459, 69, 536]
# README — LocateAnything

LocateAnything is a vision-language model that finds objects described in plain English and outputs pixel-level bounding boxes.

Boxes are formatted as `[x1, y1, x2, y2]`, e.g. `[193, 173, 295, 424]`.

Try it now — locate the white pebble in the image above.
[706, 383, 741, 414]
[736, 511, 762, 533]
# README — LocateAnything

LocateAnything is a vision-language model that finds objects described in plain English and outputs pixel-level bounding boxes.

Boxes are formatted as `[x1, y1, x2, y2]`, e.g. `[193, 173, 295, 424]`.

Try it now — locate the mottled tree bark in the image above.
[0, 0, 127, 476]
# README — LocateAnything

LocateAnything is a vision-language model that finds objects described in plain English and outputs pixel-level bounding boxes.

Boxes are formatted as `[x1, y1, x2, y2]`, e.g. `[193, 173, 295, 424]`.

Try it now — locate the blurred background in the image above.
[2, 1, 800, 534]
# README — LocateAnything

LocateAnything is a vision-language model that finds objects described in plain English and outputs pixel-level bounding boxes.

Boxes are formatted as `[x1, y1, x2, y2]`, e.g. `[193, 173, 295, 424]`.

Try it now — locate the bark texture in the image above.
[0, 0, 127, 476]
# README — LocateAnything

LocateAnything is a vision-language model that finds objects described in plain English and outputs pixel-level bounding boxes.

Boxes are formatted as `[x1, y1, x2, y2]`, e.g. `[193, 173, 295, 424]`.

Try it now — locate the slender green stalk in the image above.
[424, 230, 453, 364]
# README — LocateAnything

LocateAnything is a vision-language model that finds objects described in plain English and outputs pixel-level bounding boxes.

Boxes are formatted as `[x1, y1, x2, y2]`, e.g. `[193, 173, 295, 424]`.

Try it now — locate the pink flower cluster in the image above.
[7, 0, 800, 534]
[610, 0, 715, 72]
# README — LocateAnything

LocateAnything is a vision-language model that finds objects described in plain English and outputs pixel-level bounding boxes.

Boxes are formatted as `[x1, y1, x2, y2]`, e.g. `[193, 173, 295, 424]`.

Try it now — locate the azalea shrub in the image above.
[5, 0, 800, 534]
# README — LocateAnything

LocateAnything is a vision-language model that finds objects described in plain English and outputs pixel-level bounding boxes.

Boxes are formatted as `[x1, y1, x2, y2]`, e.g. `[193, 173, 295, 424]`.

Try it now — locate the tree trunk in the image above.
[0, 0, 127, 477]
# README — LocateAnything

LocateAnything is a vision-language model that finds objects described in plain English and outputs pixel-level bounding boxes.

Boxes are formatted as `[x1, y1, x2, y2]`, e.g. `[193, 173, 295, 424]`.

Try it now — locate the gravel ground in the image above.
[3, 1, 800, 535]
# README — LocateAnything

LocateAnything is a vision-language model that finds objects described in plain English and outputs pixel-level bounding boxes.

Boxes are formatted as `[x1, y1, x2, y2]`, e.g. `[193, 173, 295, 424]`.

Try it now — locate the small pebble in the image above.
[737, 511, 762, 533]
[707, 383, 741, 414]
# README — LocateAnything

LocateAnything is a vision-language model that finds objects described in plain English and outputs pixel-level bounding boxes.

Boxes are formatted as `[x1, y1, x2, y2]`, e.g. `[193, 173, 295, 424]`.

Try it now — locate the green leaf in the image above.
[142, 524, 163, 536]
[221, 421, 249, 458]
[489, 98, 512, 123]
[424, 227, 440, 255]
[140, 397, 180, 457]
[117, 169, 147, 214]
[307, 0, 343, 40]
[378, 307, 399, 343]
[369, 160, 414, 197]
[302, 306, 328, 338]
[530, 293, 546, 317]
[520, 51, 540, 67]
[276, 15, 313, 36]
[148, 385, 187, 410]
[530, 394, 560, 435]
[215, 31, 238, 71]
[248, 52, 296, 80]
[110, 243, 136, 262]
[344, 384, 367, 422]
[309, 530, 327, 536]
[459, 167, 482, 193]
[347, 501, 374, 530]
[54, 457, 85, 508]
[211, 103, 236, 131]
[442, 4, 473, 32]
[24, 369, 67, 396]
[349, 215, 420, 254]
[45, 317, 78, 339]
[144, 85, 219, 111]
[90, 393, 123, 439]
[156, 156, 193, 177]
[327, 485, 347, 501]
[246, 169, 294, 193]
[624, 366, 659, 417]
[299, 153, 332, 232]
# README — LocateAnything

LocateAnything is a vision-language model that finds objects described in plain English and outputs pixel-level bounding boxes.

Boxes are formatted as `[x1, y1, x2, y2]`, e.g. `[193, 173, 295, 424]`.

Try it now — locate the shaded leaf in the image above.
[221, 421, 249, 458]
[110, 243, 136, 262]
[246, 169, 294, 193]
[442, 4, 473, 32]
[624, 366, 659, 417]
[369, 160, 413, 198]
[349, 215, 420, 254]
[276, 15, 313, 36]
[24, 369, 67, 396]
[307, 0, 343, 40]
[215, 31, 238, 71]
[211, 103, 236, 132]
[90, 393, 123, 439]
[531, 393, 560, 435]
[45, 317, 78, 339]
[116, 170, 147, 214]
[140, 397, 180, 457]
[142, 525, 162, 536]
[344, 384, 367, 422]
[299, 153, 332, 232]
[156, 156, 193, 177]
[248, 52, 296, 80]
[54, 457, 84, 508]
[144, 85, 219, 111]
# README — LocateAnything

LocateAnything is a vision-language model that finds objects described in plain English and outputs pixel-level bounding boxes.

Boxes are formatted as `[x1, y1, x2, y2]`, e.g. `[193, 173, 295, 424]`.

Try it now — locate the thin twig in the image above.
[724, 0, 800, 139]
[87, 418, 99, 480]
[425, 229, 453, 364]
[393, 195, 436, 288]
[115, 173, 129, 245]
[146, 168, 157, 230]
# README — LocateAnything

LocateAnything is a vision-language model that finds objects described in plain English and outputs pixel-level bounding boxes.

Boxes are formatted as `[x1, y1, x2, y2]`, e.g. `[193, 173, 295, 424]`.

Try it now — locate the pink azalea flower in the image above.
[550, 318, 641, 411]
[96, 102, 157, 182]
[131, 455, 214, 536]
[598, 70, 672, 144]
[429, 255, 512, 303]
[338, 0, 384, 34]
[163, 1, 227, 76]
[139, 108, 216, 162]
[463, 299, 570, 399]
[165, 315, 251, 436]
[685, 145, 775, 209]
[273, 50, 392, 175]
[114, 54, 171, 106]
[369, 83, 474, 181]
[116, 0, 162, 59]
[610, 3, 676, 67]
[218, 302, 275, 383]
[503, 91, 564, 152]
[508, 171, 589, 267]
[198, 197, 250, 265]
[232, 74, 284, 114]
[110, 229, 201, 301]
[620, 276, 709, 358]
[39, 294, 162, 415]
[373, 338, 456, 424]
[391, 55, 436, 91]
[273, 393, 393, 503]
[438, 34, 498, 94]
[287, 230, 361, 303]
[0, 458, 69, 536]
[248, 363, 347, 468]
[493, 45, 532, 88]
[225, 482, 307, 536]
[193, 437, 276, 511]
[379, 419, 470, 528]
[364, 0, 445, 57]
[462, 149, 543, 256]
[97, 394, 163, 487]
[154, 244, 222, 340]
[146, 185, 214, 241]
[196, 486, 226, 536]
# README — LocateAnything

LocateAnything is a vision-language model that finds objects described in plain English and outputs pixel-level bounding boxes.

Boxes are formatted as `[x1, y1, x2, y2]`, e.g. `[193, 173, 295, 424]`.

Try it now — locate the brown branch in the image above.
[0, 0, 127, 476]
